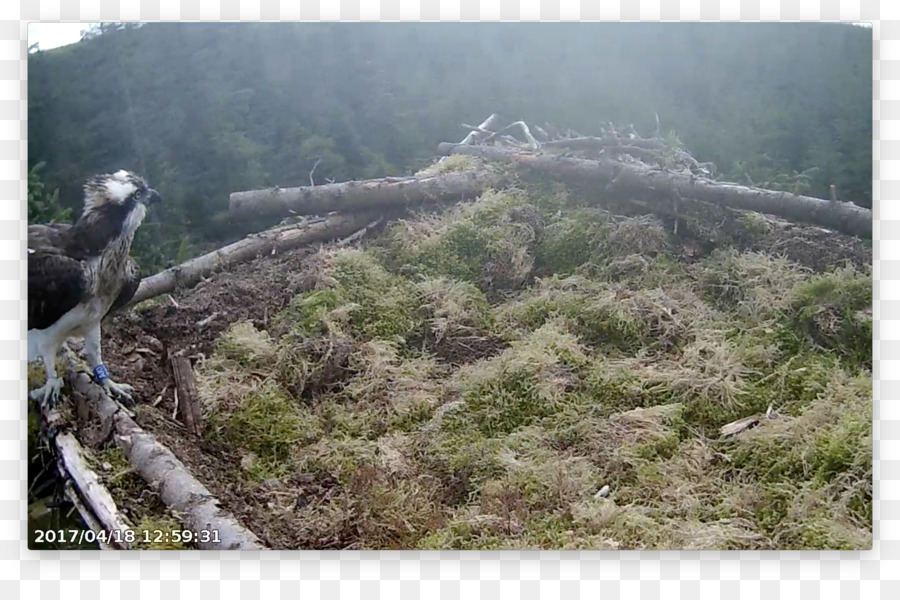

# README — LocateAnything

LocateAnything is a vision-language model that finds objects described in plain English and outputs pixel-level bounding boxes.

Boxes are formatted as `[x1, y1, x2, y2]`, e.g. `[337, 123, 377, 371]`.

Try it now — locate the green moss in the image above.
[737, 211, 774, 238]
[571, 301, 647, 352]
[461, 370, 557, 436]
[374, 191, 544, 291]
[294, 437, 380, 486]
[418, 428, 507, 501]
[576, 360, 669, 415]
[533, 213, 608, 275]
[277, 250, 423, 342]
[206, 381, 318, 480]
[331, 250, 423, 340]
[416, 277, 495, 341]
[424, 221, 498, 283]
[28, 362, 46, 390]
[214, 321, 277, 368]
[493, 280, 649, 353]
[433, 154, 479, 174]
[761, 353, 842, 413]
[787, 267, 872, 368]
[447, 325, 591, 436]
[94, 446, 145, 498]
[385, 397, 435, 432]
[276, 288, 345, 336]
[727, 369, 871, 535]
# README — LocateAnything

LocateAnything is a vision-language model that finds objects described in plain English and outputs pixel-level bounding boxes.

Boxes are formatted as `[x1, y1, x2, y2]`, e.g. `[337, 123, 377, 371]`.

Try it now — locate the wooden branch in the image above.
[481, 120, 540, 149]
[458, 130, 481, 145]
[196, 311, 222, 329]
[309, 158, 321, 186]
[64, 357, 266, 549]
[55, 432, 133, 549]
[459, 113, 501, 144]
[130, 210, 388, 305]
[336, 217, 383, 247]
[719, 415, 762, 438]
[228, 169, 504, 220]
[171, 356, 202, 436]
[63, 481, 113, 550]
[437, 144, 872, 239]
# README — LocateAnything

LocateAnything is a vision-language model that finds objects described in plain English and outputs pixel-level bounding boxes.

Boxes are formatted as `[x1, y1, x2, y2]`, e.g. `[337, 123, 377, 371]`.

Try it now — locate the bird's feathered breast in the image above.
[108, 257, 141, 314]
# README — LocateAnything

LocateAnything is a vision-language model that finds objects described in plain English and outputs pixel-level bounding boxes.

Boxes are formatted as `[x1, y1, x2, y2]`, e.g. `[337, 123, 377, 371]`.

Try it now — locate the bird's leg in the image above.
[84, 323, 134, 404]
[29, 352, 63, 409]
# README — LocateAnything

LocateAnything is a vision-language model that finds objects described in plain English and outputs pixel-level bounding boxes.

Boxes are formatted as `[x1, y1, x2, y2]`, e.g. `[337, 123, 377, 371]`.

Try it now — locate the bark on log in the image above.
[65, 360, 266, 549]
[540, 136, 668, 152]
[437, 144, 872, 239]
[228, 169, 504, 220]
[130, 210, 388, 306]
[63, 481, 114, 550]
[171, 356, 202, 436]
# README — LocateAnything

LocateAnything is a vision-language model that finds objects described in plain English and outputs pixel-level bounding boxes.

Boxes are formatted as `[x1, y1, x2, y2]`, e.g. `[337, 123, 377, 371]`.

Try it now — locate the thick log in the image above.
[541, 136, 668, 152]
[64, 359, 266, 549]
[130, 210, 388, 305]
[437, 144, 872, 239]
[228, 169, 504, 220]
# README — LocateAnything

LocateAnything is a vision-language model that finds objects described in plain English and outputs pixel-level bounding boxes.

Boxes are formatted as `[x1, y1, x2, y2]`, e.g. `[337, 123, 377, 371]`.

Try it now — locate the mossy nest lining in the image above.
[152, 186, 872, 549]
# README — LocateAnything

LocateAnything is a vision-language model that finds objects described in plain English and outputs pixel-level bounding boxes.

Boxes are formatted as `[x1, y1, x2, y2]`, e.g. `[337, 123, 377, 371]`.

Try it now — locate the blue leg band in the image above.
[93, 364, 110, 383]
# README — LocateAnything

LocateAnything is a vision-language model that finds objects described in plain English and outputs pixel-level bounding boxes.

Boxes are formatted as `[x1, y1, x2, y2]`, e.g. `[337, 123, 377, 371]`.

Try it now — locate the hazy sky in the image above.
[27, 20, 872, 52]
[28, 23, 96, 50]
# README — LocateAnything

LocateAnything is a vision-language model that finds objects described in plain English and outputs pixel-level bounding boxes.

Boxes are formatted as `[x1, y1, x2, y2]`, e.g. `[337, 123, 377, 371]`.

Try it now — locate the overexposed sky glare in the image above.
[28, 23, 97, 51]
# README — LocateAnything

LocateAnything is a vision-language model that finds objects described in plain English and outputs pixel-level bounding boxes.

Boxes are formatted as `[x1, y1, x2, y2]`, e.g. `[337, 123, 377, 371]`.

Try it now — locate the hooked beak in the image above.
[142, 189, 161, 206]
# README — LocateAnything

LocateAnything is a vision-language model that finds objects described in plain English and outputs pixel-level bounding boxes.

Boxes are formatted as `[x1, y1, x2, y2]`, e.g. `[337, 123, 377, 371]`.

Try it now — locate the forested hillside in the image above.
[27, 23, 872, 272]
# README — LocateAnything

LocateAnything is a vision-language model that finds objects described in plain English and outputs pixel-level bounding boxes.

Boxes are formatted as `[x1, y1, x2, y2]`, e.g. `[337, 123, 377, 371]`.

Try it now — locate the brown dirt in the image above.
[673, 201, 872, 272]
[428, 332, 510, 367]
[92, 247, 326, 547]
[749, 224, 872, 273]
[104, 248, 317, 405]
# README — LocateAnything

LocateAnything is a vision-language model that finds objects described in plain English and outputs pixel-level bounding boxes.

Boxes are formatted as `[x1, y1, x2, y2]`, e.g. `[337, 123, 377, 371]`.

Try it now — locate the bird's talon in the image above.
[30, 376, 63, 410]
[102, 380, 135, 405]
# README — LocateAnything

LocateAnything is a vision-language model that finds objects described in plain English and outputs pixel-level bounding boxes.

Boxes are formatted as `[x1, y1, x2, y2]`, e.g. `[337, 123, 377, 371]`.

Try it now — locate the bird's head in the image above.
[81, 170, 161, 235]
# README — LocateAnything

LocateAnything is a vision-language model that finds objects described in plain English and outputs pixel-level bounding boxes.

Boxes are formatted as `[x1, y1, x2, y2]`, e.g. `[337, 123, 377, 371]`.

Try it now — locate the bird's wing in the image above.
[27, 249, 86, 331]
[28, 223, 73, 256]
[107, 257, 141, 315]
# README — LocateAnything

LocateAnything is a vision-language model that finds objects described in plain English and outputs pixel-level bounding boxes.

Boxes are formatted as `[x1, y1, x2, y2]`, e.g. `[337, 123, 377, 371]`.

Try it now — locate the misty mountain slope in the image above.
[28, 22, 872, 272]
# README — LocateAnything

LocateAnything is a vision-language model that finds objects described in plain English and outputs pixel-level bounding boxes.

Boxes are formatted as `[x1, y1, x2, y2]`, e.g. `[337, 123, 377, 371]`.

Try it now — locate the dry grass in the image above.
[193, 186, 872, 550]
[693, 248, 810, 322]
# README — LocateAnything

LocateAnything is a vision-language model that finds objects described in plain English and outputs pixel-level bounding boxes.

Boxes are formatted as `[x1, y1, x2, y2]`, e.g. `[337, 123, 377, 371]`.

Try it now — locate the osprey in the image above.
[28, 170, 161, 406]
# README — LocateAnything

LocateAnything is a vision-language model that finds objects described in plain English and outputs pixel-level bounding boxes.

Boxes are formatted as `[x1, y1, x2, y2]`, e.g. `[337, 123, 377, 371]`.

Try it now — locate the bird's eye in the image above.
[134, 190, 143, 200]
